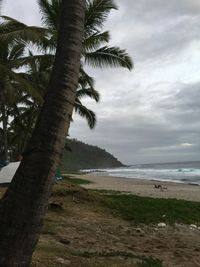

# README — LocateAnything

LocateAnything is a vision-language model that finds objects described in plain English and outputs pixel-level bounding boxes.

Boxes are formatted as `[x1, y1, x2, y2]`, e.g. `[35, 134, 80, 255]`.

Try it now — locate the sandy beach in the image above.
[74, 173, 200, 202]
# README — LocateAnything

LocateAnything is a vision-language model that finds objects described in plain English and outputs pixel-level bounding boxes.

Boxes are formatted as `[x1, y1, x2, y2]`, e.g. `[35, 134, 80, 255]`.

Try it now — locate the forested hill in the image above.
[61, 139, 124, 171]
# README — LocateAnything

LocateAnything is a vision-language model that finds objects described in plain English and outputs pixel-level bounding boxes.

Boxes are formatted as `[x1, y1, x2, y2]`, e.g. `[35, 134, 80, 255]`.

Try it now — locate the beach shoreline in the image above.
[73, 173, 200, 202]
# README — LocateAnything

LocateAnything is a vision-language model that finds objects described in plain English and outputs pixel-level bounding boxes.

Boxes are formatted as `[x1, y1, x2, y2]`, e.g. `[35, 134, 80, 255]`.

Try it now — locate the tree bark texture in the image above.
[0, 1, 86, 266]
[2, 103, 8, 161]
[0, 87, 9, 161]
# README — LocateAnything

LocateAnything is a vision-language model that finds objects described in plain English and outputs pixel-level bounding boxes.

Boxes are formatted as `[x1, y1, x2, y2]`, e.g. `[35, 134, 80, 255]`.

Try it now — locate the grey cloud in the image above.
[70, 109, 200, 164]
[162, 83, 200, 111]
[126, 0, 200, 20]
[70, 78, 200, 164]
[155, 82, 200, 126]
[107, 0, 200, 61]
[3, 0, 200, 61]
[2, 0, 41, 25]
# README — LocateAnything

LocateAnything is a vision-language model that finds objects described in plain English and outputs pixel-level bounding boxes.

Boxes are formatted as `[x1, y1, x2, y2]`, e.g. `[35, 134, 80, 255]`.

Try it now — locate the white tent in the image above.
[0, 162, 20, 184]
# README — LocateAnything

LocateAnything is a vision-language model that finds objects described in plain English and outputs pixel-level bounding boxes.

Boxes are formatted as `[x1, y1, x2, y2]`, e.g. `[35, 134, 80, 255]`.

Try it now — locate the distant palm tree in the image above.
[8, 52, 52, 158]
[0, 0, 86, 265]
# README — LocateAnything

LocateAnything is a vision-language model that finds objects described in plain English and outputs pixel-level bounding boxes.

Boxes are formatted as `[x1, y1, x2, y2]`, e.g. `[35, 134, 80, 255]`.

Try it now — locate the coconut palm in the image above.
[0, 0, 133, 130]
[8, 96, 41, 160]
[8, 52, 52, 158]
[0, 1, 86, 265]
[0, 41, 25, 161]
[38, 0, 132, 69]
[38, 0, 133, 127]
[0, 39, 42, 161]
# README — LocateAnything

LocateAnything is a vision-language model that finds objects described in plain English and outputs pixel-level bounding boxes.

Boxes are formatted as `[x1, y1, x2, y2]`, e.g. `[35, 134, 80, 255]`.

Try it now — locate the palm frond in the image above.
[85, 0, 118, 34]
[74, 101, 97, 129]
[0, 64, 43, 102]
[38, 0, 61, 30]
[38, 32, 57, 52]
[85, 46, 133, 70]
[79, 65, 95, 89]
[8, 43, 25, 61]
[83, 31, 110, 52]
[14, 54, 54, 69]
[76, 87, 100, 102]
[0, 16, 48, 43]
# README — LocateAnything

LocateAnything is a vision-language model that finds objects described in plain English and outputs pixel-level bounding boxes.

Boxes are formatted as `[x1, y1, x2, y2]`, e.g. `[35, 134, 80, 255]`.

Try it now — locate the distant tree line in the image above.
[61, 138, 124, 170]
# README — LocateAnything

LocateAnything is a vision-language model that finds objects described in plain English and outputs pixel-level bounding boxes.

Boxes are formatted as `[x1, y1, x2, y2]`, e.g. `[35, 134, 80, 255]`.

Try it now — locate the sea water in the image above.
[83, 161, 200, 185]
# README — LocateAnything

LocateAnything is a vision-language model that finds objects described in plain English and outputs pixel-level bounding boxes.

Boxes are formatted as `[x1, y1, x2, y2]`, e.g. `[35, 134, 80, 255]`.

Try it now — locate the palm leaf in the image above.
[83, 30, 110, 52]
[0, 64, 43, 102]
[74, 101, 97, 129]
[76, 87, 100, 102]
[85, 0, 118, 34]
[79, 65, 95, 89]
[0, 16, 48, 43]
[14, 54, 54, 69]
[8, 43, 25, 61]
[85, 46, 133, 70]
[38, 0, 61, 30]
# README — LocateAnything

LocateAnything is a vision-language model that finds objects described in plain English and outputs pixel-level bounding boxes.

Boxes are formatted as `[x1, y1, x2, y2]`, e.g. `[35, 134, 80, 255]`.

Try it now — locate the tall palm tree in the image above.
[0, 41, 25, 161]
[38, 0, 132, 70]
[38, 0, 133, 128]
[8, 53, 52, 158]
[0, 40, 41, 161]
[0, 1, 133, 160]
[8, 96, 41, 160]
[0, 0, 133, 130]
[0, 1, 86, 265]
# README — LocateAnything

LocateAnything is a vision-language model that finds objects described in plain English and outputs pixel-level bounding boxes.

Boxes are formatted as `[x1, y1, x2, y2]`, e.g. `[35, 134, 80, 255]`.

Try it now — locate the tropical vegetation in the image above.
[0, 0, 133, 162]
[61, 138, 124, 170]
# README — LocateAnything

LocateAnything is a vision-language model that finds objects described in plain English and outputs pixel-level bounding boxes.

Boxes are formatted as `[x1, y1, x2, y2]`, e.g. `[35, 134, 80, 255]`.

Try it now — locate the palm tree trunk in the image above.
[0, 88, 9, 161]
[0, 1, 86, 266]
[1, 103, 9, 161]
[21, 109, 37, 156]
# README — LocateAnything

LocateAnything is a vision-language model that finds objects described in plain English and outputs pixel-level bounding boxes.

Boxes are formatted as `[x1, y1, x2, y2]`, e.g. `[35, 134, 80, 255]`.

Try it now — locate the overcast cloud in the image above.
[2, 0, 200, 164]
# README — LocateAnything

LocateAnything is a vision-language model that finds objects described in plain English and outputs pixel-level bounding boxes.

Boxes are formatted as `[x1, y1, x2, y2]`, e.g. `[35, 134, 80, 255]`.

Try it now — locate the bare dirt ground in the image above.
[32, 186, 200, 267]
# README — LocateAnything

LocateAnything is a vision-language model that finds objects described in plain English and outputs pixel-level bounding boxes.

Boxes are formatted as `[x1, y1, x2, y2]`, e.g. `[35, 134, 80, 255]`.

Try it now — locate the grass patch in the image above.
[104, 194, 200, 225]
[90, 189, 126, 195]
[75, 250, 138, 258]
[61, 170, 85, 175]
[137, 256, 163, 267]
[75, 250, 163, 267]
[62, 175, 92, 185]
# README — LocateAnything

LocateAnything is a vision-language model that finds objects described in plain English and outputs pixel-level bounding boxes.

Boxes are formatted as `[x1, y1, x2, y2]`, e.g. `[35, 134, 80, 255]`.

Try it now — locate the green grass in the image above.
[75, 250, 163, 267]
[104, 194, 200, 225]
[75, 250, 138, 258]
[62, 175, 92, 185]
[137, 256, 163, 267]
[91, 189, 125, 195]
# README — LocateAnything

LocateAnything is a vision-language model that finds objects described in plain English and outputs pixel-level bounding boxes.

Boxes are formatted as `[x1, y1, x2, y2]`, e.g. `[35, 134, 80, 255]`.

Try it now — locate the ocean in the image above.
[84, 161, 200, 185]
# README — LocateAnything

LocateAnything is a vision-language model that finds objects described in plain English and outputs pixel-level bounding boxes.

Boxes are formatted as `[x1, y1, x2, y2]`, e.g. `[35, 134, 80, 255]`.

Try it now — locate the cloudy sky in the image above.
[2, 0, 200, 164]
